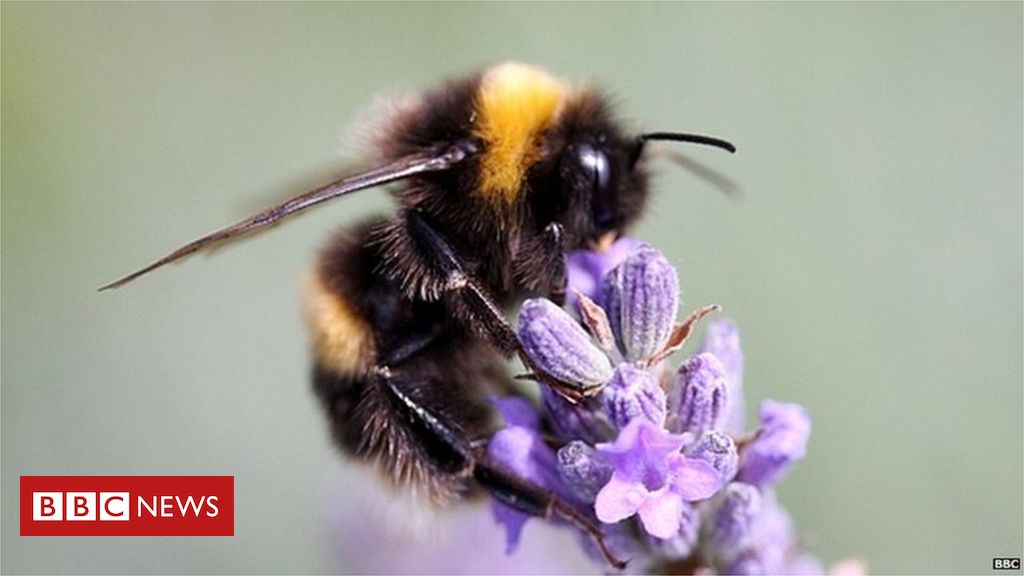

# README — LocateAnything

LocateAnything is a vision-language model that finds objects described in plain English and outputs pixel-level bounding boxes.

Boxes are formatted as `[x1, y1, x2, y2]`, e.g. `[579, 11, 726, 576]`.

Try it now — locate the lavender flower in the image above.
[487, 397, 563, 553]
[566, 236, 643, 307]
[492, 394, 541, 430]
[645, 502, 701, 560]
[518, 298, 613, 390]
[703, 482, 762, 558]
[602, 243, 680, 361]
[672, 352, 729, 437]
[704, 486, 811, 575]
[738, 400, 812, 487]
[601, 363, 667, 429]
[594, 418, 723, 538]
[482, 239, 834, 573]
[542, 388, 610, 445]
[699, 318, 746, 433]
[556, 440, 612, 502]
[685, 429, 740, 482]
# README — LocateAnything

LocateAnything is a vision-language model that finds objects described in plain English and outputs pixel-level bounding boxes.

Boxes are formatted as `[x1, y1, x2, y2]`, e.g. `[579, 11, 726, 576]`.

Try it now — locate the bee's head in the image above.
[558, 135, 641, 250]
[526, 94, 645, 251]
[526, 93, 733, 252]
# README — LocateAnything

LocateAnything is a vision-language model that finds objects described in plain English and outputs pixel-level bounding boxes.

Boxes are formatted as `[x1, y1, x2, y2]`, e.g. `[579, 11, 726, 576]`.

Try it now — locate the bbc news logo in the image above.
[20, 476, 233, 536]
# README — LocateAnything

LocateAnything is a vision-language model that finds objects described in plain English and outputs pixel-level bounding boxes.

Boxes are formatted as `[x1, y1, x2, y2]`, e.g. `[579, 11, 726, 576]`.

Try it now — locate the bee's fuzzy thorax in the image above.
[472, 62, 568, 207]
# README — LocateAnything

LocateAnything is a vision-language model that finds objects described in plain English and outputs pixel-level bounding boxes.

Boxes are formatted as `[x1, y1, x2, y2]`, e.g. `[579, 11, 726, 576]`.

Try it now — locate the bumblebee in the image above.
[102, 63, 734, 566]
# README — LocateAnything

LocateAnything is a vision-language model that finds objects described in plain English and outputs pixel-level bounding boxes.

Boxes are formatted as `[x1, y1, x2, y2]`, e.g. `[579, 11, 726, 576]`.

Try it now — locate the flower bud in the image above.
[699, 318, 746, 433]
[602, 244, 680, 362]
[749, 495, 798, 573]
[703, 482, 762, 559]
[738, 400, 811, 487]
[673, 353, 728, 436]
[684, 430, 739, 482]
[556, 440, 613, 502]
[518, 298, 612, 389]
[601, 363, 667, 429]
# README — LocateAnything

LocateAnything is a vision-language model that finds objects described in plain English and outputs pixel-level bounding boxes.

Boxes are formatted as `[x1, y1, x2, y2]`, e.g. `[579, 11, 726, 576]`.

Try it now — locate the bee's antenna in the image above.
[630, 131, 736, 167]
[640, 132, 737, 153]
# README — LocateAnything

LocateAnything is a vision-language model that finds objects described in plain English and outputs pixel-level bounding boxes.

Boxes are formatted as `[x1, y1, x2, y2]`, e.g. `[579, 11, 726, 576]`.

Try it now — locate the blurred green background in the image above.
[3, 2, 1021, 574]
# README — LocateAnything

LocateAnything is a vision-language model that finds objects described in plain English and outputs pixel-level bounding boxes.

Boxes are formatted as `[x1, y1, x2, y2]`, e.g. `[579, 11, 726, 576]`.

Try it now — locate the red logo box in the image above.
[20, 476, 233, 536]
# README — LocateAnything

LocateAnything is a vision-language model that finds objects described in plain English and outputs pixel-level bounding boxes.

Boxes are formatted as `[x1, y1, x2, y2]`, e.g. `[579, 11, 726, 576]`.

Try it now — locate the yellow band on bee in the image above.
[473, 63, 567, 206]
[304, 271, 375, 375]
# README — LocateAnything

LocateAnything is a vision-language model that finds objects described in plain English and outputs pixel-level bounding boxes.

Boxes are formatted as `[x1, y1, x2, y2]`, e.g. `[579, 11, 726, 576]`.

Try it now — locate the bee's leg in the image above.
[472, 456, 627, 570]
[511, 222, 567, 306]
[520, 222, 569, 305]
[541, 222, 567, 306]
[373, 363, 623, 567]
[372, 364, 475, 476]
[379, 323, 446, 367]
[404, 211, 593, 401]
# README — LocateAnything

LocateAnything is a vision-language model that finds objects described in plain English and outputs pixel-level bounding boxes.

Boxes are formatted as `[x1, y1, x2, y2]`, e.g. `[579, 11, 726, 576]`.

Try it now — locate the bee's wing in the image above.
[99, 143, 475, 291]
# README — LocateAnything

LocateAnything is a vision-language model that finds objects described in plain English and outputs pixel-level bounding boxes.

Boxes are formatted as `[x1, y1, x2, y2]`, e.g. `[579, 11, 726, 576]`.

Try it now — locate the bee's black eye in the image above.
[572, 143, 615, 229]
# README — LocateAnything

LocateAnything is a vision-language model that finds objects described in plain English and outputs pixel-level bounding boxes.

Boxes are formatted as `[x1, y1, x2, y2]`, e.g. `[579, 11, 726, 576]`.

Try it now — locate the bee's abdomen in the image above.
[306, 218, 498, 504]
[304, 273, 376, 377]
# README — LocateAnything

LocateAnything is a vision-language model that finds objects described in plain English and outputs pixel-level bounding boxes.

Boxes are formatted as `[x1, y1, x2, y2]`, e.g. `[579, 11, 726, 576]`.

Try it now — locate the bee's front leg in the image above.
[399, 210, 592, 402]
[511, 221, 568, 305]
[541, 222, 568, 306]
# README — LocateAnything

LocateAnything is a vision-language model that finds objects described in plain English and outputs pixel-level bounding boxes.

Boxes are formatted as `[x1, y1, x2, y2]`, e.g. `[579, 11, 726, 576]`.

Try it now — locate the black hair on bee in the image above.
[101, 62, 735, 568]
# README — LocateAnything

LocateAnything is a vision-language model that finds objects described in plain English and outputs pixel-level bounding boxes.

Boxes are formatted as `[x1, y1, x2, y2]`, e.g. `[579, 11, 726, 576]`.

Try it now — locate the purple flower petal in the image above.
[646, 502, 700, 560]
[592, 419, 725, 540]
[603, 243, 680, 362]
[601, 363, 667, 429]
[667, 453, 725, 501]
[699, 318, 746, 433]
[596, 418, 687, 482]
[594, 472, 647, 524]
[518, 298, 612, 390]
[566, 236, 643, 307]
[491, 395, 540, 431]
[491, 503, 530, 554]
[488, 426, 550, 486]
[673, 353, 729, 436]
[487, 424, 563, 553]
[637, 487, 685, 539]
[738, 400, 811, 487]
